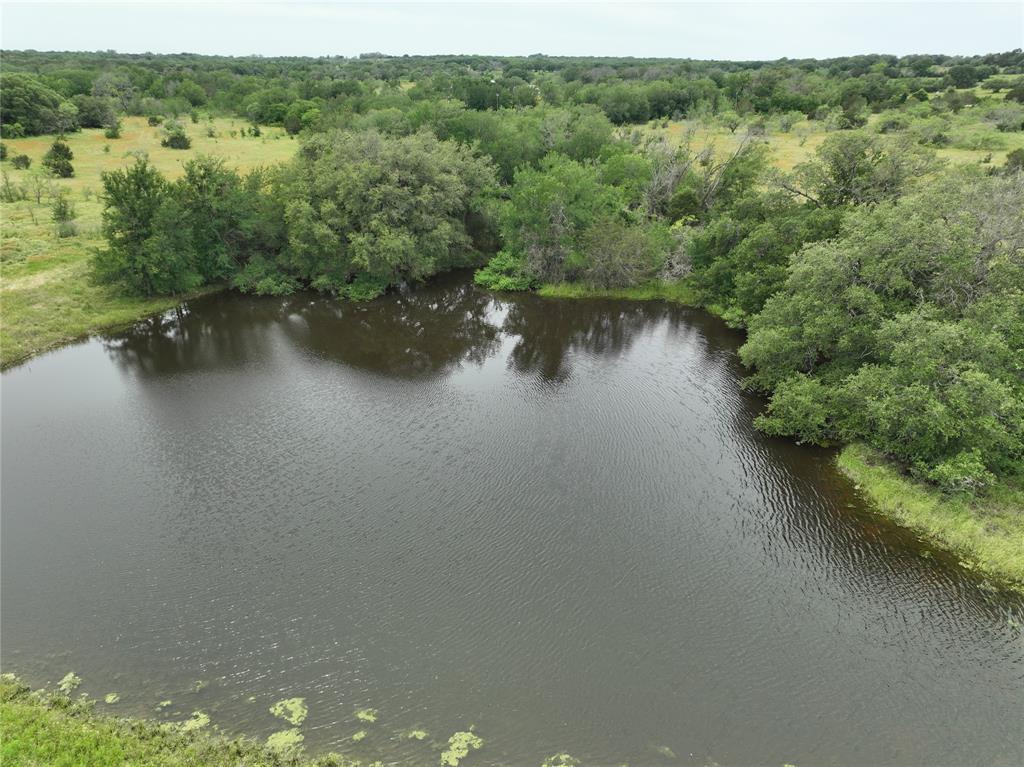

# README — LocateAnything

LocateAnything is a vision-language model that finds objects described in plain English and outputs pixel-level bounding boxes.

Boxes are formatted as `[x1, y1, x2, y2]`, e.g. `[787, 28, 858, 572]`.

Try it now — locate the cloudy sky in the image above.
[2, 2, 1021, 59]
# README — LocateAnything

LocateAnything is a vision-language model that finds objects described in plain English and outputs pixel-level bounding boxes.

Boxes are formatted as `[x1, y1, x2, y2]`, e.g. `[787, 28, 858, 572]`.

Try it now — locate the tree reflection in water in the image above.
[104, 272, 689, 385]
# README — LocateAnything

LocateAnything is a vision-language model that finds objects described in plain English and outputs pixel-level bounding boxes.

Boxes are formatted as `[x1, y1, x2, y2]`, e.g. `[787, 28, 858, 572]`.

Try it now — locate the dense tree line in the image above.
[3, 49, 1023, 137]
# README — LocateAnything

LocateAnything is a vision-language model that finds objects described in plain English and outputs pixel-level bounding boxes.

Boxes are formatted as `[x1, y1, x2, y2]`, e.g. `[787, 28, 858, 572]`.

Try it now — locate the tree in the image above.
[51, 191, 77, 238]
[0, 73, 71, 135]
[42, 139, 74, 177]
[10, 154, 31, 170]
[741, 168, 1024, 487]
[94, 158, 178, 295]
[789, 131, 939, 207]
[488, 154, 623, 285]
[720, 110, 742, 133]
[269, 130, 498, 296]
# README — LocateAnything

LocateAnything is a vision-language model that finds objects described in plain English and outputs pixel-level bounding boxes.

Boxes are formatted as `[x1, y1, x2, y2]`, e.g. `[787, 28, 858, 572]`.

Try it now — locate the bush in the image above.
[474, 249, 535, 291]
[926, 450, 996, 494]
[42, 140, 74, 177]
[147, 115, 163, 126]
[160, 122, 191, 149]
[0, 142, 6, 160]
[1004, 147, 1024, 174]
[10, 153, 30, 170]
[51, 192, 77, 238]
[104, 119, 122, 139]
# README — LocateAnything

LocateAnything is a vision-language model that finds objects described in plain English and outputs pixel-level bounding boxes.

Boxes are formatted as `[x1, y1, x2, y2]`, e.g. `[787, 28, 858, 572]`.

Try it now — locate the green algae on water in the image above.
[405, 728, 429, 740]
[352, 729, 367, 742]
[104, 692, 120, 704]
[179, 710, 210, 732]
[270, 697, 308, 726]
[542, 755, 579, 767]
[57, 672, 81, 694]
[266, 727, 305, 755]
[441, 730, 483, 767]
[355, 707, 379, 723]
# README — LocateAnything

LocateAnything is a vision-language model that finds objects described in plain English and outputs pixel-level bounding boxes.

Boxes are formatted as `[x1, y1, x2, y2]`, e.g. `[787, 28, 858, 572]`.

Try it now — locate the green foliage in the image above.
[792, 130, 939, 206]
[10, 153, 31, 170]
[276, 130, 497, 293]
[160, 122, 191, 149]
[0, 73, 75, 136]
[473, 249, 535, 291]
[42, 139, 75, 177]
[94, 156, 284, 296]
[51, 191, 77, 238]
[742, 168, 1024, 487]
[493, 154, 625, 284]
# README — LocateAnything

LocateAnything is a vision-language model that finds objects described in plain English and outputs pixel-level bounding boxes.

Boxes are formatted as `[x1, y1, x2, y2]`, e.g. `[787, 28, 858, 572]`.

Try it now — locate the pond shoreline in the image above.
[0, 673, 357, 766]
[5, 271, 1021, 591]
[538, 280, 1024, 593]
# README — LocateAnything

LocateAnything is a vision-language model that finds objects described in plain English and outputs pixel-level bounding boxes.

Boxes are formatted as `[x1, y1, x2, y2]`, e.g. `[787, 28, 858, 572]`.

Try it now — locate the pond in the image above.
[2, 273, 1022, 765]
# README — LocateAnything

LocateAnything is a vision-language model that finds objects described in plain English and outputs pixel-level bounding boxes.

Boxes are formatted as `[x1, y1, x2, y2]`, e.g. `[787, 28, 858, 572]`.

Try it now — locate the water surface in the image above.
[3, 274, 1022, 766]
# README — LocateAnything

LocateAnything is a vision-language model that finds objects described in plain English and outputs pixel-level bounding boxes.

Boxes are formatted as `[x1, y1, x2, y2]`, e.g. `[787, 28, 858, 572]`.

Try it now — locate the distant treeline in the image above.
[2, 49, 1024, 136]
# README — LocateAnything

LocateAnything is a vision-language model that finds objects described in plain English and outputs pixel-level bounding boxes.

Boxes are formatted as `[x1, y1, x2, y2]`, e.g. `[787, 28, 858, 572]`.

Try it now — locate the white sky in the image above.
[1, 2, 1022, 60]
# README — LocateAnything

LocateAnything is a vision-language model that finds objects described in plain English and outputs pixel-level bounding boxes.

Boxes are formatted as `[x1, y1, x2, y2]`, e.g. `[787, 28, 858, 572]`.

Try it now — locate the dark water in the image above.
[2, 273, 1022, 766]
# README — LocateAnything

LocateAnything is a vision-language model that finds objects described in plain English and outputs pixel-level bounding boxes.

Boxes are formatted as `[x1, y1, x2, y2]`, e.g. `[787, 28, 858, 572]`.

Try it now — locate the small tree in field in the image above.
[720, 110, 742, 134]
[51, 191, 77, 238]
[42, 139, 74, 177]
[11, 154, 31, 170]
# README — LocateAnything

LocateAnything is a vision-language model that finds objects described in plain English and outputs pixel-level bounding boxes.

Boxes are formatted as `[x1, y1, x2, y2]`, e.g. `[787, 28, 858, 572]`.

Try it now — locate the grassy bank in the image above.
[839, 444, 1024, 591]
[0, 116, 298, 368]
[538, 278, 699, 305]
[0, 674, 341, 767]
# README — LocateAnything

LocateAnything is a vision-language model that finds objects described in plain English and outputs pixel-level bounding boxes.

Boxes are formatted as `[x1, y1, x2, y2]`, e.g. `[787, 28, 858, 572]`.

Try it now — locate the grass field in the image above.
[0, 116, 298, 368]
[647, 107, 1024, 172]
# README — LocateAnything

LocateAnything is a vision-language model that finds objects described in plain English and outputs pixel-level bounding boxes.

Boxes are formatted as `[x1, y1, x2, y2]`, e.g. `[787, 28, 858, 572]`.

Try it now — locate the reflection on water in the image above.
[3, 272, 1023, 767]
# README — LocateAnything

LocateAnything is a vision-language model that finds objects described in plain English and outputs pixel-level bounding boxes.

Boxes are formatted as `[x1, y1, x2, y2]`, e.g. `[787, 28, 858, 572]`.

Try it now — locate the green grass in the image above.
[0, 116, 299, 368]
[537, 278, 699, 304]
[839, 444, 1024, 592]
[648, 95, 1024, 172]
[0, 675, 352, 767]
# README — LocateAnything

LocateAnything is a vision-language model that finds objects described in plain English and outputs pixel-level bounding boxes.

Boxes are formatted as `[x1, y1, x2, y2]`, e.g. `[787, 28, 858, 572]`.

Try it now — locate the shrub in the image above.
[1003, 148, 1024, 174]
[147, 115, 163, 126]
[925, 450, 996, 494]
[51, 191, 77, 238]
[42, 139, 74, 177]
[160, 122, 191, 149]
[104, 119, 122, 139]
[0, 142, 6, 160]
[10, 153, 30, 170]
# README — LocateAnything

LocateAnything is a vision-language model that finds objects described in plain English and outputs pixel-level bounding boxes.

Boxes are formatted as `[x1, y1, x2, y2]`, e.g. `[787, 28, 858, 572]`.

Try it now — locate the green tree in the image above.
[42, 139, 74, 177]
[269, 130, 498, 296]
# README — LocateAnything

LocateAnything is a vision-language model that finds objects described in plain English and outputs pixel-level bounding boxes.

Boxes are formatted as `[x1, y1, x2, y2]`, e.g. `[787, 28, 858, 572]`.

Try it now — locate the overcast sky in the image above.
[2, 2, 1022, 60]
